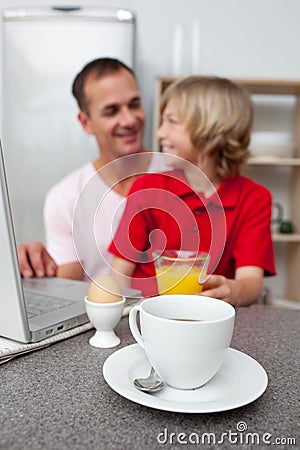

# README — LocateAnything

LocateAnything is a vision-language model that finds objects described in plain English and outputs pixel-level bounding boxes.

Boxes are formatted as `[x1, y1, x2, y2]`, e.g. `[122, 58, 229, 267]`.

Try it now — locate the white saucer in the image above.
[103, 344, 268, 413]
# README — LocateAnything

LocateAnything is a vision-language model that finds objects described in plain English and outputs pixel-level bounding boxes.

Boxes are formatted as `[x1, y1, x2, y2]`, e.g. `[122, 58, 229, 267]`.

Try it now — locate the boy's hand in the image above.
[200, 274, 233, 304]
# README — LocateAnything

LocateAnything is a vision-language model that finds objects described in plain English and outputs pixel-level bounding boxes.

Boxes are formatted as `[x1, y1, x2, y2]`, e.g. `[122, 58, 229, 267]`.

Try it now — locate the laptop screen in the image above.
[0, 140, 32, 341]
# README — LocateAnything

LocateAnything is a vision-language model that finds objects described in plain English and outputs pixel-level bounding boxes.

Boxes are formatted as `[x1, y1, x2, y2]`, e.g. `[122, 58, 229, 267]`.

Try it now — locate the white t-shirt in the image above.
[44, 153, 166, 281]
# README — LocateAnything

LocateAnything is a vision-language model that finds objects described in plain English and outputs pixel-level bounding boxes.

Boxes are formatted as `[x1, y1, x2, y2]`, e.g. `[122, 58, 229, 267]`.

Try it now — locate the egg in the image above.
[87, 274, 123, 304]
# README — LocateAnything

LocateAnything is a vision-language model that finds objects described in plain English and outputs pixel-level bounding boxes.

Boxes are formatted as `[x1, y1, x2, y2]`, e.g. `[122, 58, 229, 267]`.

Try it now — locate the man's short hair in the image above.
[72, 57, 135, 113]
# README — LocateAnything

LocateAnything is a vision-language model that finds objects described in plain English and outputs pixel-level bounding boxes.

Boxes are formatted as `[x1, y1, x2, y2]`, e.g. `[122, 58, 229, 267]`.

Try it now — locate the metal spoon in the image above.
[133, 366, 165, 393]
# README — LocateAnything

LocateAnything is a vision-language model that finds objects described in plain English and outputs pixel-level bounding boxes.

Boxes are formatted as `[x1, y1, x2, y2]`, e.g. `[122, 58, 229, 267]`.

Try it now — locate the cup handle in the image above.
[129, 305, 145, 349]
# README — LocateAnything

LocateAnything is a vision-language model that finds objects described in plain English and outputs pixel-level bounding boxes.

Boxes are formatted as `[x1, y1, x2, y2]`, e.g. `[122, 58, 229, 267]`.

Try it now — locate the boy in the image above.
[109, 76, 275, 306]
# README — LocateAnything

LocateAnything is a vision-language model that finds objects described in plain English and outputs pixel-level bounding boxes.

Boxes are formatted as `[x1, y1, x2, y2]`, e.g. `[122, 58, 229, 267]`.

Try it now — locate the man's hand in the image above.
[17, 241, 57, 278]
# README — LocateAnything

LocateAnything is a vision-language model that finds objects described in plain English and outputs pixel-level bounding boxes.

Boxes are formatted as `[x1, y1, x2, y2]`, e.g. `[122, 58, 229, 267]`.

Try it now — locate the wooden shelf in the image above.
[273, 233, 300, 243]
[247, 157, 300, 166]
[155, 76, 300, 95]
[228, 79, 300, 96]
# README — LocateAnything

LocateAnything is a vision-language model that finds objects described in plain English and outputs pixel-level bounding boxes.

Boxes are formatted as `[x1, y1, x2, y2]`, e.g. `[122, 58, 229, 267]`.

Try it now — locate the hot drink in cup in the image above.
[129, 295, 235, 389]
[153, 250, 210, 295]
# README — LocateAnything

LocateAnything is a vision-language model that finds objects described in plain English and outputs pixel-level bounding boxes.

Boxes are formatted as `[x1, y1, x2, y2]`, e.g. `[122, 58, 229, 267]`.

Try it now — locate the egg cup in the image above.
[84, 296, 126, 348]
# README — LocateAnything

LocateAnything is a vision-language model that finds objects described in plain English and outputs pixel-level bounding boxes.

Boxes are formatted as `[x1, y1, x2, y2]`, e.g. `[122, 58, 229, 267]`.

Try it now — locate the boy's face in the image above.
[78, 68, 146, 161]
[157, 100, 197, 166]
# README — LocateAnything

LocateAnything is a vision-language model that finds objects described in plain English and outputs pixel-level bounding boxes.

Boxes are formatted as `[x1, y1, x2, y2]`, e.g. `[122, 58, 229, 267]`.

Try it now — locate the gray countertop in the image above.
[0, 305, 299, 450]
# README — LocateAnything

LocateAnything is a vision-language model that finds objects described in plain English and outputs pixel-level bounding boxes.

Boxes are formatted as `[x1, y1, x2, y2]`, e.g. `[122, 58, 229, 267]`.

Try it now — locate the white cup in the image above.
[129, 295, 235, 390]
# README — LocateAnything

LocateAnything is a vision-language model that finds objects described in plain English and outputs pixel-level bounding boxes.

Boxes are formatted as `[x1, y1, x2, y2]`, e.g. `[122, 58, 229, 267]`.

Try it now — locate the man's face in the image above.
[79, 69, 146, 160]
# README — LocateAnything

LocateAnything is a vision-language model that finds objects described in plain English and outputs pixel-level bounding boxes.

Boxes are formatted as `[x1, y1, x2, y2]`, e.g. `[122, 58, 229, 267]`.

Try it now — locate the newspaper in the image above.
[0, 322, 94, 364]
[0, 303, 136, 364]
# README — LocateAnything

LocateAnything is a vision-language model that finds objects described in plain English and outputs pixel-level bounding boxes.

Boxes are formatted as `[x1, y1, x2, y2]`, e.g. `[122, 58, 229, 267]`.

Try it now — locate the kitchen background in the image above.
[0, 0, 300, 303]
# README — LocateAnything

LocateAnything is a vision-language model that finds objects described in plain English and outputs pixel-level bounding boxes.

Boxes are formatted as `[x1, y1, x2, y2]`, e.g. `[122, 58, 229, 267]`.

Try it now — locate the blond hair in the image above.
[160, 76, 253, 179]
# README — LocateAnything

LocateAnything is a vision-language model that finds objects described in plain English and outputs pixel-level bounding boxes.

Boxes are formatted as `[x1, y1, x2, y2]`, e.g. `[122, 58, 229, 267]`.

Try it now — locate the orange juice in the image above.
[156, 265, 204, 295]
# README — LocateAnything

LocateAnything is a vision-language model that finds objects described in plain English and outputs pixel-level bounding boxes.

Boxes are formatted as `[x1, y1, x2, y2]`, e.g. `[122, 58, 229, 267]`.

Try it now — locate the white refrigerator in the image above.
[1, 6, 135, 242]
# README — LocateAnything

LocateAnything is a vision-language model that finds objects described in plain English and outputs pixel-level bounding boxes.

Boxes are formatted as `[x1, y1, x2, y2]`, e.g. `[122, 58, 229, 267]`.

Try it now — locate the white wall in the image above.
[1, 0, 300, 147]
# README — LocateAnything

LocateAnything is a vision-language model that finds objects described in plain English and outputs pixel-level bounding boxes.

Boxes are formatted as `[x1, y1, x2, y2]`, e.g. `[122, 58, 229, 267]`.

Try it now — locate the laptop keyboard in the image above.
[24, 291, 74, 318]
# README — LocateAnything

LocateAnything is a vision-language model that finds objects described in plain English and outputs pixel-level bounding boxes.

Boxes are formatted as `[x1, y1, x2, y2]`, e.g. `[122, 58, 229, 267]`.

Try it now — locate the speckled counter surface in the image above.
[0, 305, 299, 450]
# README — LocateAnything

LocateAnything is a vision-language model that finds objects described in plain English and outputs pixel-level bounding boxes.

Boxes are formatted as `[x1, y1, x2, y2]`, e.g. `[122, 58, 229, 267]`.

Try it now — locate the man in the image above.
[18, 57, 160, 281]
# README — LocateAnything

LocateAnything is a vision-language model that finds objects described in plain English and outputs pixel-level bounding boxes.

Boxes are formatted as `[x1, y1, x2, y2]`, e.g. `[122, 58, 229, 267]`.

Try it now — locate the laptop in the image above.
[0, 140, 92, 343]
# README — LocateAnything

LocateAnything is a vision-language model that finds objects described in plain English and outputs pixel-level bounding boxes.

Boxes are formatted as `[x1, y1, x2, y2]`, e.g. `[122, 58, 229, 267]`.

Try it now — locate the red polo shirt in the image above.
[109, 170, 275, 296]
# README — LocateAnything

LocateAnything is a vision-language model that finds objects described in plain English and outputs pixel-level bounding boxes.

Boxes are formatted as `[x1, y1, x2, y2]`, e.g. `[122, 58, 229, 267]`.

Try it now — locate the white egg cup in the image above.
[84, 296, 126, 348]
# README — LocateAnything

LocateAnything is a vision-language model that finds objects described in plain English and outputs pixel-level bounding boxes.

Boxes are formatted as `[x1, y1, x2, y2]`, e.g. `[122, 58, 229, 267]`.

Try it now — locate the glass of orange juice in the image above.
[153, 250, 210, 295]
